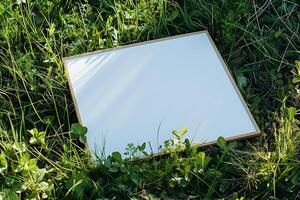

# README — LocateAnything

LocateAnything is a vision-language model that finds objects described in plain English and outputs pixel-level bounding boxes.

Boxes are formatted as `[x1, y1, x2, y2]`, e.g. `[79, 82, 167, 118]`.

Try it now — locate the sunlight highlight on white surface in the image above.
[64, 32, 259, 156]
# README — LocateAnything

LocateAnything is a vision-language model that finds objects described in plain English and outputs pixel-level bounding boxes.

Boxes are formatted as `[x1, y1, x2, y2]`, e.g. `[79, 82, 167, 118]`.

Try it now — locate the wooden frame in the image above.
[63, 30, 260, 156]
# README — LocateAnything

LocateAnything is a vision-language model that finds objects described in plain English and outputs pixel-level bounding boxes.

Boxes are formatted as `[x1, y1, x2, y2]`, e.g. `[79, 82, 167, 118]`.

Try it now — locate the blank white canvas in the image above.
[64, 31, 259, 156]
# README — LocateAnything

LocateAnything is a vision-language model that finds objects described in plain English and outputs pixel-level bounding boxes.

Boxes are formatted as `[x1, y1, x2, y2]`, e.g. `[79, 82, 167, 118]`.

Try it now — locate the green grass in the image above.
[0, 0, 299, 199]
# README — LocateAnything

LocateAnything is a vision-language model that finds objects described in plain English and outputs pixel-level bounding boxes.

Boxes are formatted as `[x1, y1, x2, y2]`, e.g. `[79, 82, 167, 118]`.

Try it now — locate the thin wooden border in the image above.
[63, 30, 260, 155]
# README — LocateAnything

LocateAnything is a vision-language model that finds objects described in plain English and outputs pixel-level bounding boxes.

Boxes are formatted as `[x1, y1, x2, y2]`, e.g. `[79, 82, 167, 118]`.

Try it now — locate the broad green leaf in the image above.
[172, 130, 180, 138]
[71, 123, 88, 143]
[112, 152, 122, 162]
[28, 128, 38, 137]
[38, 131, 46, 142]
[292, 76, 300, 83]
[28, 128, 46, 145]
[139, 142, 146, 151]
[217, 136, 227, 150]
[184, 138, 191, 148]
[79, 135, 87, 144]
[181, 128, 188, 135]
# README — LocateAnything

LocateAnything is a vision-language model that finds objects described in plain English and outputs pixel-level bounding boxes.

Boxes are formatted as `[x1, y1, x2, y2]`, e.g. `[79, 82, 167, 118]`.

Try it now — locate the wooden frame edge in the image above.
[63, 30, 261, 158]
